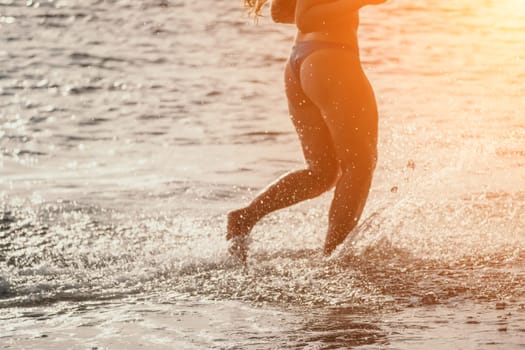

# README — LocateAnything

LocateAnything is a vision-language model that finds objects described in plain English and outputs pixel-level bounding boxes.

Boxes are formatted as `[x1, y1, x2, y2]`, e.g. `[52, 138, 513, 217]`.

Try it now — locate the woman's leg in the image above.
[324, 135, 376, 255]
[227, 63, 339, 241]
[299, 50, 379, 255]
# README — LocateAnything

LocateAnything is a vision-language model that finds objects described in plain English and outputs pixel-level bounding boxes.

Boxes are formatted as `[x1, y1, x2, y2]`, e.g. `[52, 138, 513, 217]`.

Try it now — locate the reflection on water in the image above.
[296, 307, 386, 348]
[1, 0, 525, 348]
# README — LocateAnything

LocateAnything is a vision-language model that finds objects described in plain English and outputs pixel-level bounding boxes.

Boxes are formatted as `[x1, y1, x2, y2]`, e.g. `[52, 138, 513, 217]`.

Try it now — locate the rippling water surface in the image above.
[2, 0, 525, 348]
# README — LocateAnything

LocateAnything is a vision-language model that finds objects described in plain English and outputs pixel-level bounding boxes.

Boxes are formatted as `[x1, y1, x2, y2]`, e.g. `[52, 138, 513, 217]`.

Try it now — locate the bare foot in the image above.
[323, 242, 337, 256]
[226, 208, 257, 241]
[228, 235, 249, 264]
[226, 208, 258, 264]
[323, 230, 348, 256]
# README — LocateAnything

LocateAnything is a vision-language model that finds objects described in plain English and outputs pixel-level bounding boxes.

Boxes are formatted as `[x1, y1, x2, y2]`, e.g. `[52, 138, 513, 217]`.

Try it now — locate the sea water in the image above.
[1, 0, 525, 348]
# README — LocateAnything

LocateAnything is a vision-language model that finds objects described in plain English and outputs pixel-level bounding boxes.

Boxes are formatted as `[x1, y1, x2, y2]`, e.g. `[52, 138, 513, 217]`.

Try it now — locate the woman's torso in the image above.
[294, 2, 360, 47]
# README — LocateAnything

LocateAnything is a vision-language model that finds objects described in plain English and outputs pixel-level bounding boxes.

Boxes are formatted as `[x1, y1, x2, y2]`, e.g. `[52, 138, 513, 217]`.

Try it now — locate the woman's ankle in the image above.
[226, 207, 257, 240]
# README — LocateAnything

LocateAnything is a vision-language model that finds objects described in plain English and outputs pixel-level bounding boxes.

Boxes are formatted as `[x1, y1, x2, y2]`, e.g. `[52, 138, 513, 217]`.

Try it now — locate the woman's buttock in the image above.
[289, 41, 359, 83]
[298, 48, 372, 105]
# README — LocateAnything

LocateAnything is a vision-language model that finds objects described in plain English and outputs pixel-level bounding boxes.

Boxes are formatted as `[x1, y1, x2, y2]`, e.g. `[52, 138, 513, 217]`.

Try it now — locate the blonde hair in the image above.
[244, 0, 268, 17]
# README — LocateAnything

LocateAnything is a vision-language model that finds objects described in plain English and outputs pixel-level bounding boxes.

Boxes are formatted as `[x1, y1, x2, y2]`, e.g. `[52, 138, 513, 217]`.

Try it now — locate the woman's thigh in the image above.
[284, 62, 338, 169]
[299, 51, 378, 168]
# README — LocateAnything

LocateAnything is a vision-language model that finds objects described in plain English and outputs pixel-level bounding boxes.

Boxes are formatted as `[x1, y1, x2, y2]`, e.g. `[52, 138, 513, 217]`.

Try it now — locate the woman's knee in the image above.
[308, 160, 339, 190]
[339, 147, 377, 178]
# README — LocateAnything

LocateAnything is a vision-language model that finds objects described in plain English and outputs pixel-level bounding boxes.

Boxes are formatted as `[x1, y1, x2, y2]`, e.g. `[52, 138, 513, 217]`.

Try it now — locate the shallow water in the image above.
[1, 0, 525, 348]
